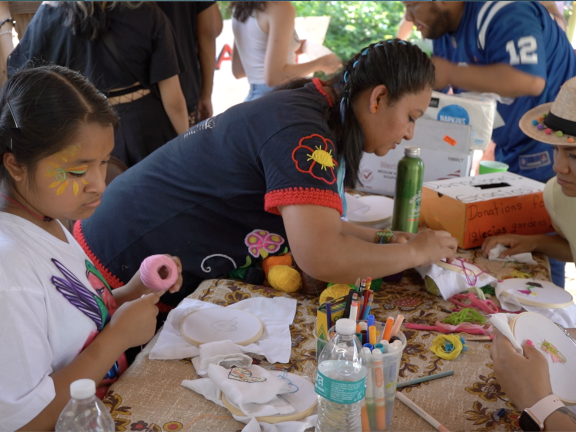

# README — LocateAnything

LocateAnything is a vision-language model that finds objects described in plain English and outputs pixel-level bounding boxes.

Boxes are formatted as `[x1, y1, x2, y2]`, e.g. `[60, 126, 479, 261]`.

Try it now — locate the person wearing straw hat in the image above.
[482, 77, 576, 270]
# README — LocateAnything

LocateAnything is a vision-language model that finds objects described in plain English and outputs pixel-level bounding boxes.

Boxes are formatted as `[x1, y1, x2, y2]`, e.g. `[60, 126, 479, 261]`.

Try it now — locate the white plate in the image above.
[347, 195, 394, 223]
[499, 279, 574, 309]
[180, 308, 263, 346]
[512, 312, 576, 404]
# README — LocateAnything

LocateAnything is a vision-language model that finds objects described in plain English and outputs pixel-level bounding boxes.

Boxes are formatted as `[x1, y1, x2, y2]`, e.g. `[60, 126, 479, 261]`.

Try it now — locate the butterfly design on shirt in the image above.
[50, 259, 110, 331]
[211, 316, 238, 333]
[228, 367, 267, 383]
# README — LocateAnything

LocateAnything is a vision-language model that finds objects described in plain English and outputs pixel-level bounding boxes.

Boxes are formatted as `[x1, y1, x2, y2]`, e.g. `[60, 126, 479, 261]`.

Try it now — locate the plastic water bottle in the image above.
[55, 379, 115, 432]
[315, 318, 367, 432]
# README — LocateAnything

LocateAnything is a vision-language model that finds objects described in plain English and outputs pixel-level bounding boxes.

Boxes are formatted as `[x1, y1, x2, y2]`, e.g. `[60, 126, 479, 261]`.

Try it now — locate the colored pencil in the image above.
[361, 292, 374, 320]
[360, 290, 371, 318]
[325, 303, 332, 330]
[366, 277, 372, 291]
[355, 277, 361, 291]
[343, 289, 354, 319]
[382, 317, 395, 342]
[396, 391, 451, 432]
[391, 314, 405, 337]
[397, 370, 455, 388]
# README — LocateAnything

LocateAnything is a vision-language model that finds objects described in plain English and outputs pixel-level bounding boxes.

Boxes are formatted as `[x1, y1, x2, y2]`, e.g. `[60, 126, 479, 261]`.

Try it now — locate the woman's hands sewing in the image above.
[490, 329, 552, 411]
[407, 228, 458, 267]
[481, 234, 539, 258]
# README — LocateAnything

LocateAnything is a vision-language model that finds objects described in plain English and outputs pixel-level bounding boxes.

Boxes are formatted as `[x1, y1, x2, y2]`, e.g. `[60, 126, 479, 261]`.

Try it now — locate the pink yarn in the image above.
[404, 321, 492, 335]
[140, 255, 178, 291]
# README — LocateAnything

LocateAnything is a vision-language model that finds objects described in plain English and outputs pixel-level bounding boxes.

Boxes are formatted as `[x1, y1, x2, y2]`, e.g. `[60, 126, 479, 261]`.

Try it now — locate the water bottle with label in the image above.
[315, 318, 367, 432]
[55, 379, 115, 432]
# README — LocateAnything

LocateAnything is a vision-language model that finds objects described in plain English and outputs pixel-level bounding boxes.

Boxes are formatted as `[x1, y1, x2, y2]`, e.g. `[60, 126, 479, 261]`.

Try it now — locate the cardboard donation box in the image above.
[356, 118, 472, 197]
[420, 172, 554, 249]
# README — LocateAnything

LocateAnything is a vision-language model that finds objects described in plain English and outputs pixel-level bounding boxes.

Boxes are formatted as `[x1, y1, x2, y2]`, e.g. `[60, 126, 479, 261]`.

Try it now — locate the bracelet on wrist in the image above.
[0, 18, 15, 30]
[375, 229, 394, 244]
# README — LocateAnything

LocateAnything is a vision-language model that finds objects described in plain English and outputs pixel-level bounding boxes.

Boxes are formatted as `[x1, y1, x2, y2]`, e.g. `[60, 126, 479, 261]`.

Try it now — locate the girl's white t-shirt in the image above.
[0, 212, 121, 431]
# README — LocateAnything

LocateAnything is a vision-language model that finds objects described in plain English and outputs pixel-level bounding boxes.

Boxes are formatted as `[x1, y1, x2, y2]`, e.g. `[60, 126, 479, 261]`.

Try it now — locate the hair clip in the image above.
[399, 40, 407, 45]
[7, 100, 19, 129]
[343, 70, 349, 83]
[353, 60, 359, 68]
[374, 43, 383, 48]
[362, 48, 369, 56]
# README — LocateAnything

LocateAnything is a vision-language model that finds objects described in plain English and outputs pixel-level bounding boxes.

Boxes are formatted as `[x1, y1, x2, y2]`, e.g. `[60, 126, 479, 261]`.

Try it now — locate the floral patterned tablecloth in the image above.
[104, 250, 553, 432]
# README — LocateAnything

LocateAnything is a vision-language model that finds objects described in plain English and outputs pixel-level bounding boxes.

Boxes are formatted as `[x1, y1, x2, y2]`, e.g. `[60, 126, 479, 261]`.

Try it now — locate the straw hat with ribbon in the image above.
[519, 76, 576, 146]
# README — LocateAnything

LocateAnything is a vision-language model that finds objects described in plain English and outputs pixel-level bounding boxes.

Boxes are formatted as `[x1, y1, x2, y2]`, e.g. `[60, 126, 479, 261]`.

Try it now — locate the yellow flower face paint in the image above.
[45, 144, 89, 196]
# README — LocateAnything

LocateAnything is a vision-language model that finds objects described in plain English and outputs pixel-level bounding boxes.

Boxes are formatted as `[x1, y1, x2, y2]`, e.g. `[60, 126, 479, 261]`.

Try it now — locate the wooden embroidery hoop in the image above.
[180, 308, 264, 347]
[221, 373, 318, 423]
[499, 278, 574, 309]
[510, 312, 576, 405]
[434, 259, 484, 276]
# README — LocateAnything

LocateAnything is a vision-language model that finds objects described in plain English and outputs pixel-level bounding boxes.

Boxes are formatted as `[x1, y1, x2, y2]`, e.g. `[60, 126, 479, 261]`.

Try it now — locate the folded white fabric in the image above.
[487, 244, 537, 265]
[150, 297, 297, 363]
[181, 377, 317, 432]
[190, 340, 254, 376]
[208, 364, 294, 416]
[416, 263, 497, 300]
[495, 283, 576, 328]
[490, 313, 523, 354]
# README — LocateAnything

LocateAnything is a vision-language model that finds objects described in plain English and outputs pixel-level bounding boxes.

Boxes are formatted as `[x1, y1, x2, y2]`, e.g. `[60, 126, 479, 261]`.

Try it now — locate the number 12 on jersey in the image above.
[506, 36, 538, 65]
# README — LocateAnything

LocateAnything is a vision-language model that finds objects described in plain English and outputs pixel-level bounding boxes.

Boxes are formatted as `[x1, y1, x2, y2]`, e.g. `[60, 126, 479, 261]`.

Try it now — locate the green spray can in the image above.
[391, 146, 424, 233]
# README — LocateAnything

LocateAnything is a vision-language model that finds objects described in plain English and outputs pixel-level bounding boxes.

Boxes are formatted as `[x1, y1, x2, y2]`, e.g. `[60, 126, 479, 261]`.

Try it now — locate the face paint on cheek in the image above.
[44, 143, 89, 196]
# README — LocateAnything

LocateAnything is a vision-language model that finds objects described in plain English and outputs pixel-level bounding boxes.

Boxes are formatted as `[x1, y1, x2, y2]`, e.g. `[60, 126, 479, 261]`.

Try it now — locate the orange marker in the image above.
[383, 317, 395, 342]
[369, 326, 377, 345]
[391, 314, 405, 337]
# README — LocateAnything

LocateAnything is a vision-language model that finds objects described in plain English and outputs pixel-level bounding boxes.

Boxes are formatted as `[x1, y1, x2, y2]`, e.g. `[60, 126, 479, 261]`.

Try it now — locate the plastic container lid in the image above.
[336, 318, 356, 335]
[70, 379, 96, 400]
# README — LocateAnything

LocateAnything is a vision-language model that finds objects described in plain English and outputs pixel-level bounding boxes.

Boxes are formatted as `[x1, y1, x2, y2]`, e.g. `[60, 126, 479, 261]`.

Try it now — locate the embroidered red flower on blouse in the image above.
[292, 134, 338, 185]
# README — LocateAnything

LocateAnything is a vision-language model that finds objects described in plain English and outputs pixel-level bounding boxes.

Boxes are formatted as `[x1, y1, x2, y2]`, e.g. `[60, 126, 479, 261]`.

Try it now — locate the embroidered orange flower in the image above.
[292, 134, 338, 185]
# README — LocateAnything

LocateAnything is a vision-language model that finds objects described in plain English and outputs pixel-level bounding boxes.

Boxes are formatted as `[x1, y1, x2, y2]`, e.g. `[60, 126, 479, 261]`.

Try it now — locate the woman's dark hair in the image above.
[278, 39, 435, 189]
[230, 2, 267, 23]
[59, 1, 142, 40]
[0, 65, 119, 191]
[333, 39, 435, 188]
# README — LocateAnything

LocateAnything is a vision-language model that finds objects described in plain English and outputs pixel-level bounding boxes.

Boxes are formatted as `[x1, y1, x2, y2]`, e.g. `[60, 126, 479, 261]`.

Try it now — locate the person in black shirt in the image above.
[75, 40, 459, 306]
[8, 2, 189, 167]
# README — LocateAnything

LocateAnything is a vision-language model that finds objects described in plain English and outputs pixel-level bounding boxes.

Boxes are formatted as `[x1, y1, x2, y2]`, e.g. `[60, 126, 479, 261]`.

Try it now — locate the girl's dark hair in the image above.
[59, 1, 142, 40]
[0, 65, 119, 190]
[230, 2, 267, 23]
[333, 39, 435, 188]
[278, 39, 435, 189]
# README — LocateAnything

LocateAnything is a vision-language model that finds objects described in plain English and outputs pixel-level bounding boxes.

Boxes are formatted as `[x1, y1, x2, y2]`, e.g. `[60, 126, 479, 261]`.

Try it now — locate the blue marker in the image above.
[374, 343, 386, 353]
[363, 343, 374, 352]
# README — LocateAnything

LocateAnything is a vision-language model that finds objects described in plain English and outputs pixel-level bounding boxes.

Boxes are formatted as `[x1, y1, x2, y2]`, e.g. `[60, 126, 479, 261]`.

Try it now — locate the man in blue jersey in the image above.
[403, 1, 576, 184]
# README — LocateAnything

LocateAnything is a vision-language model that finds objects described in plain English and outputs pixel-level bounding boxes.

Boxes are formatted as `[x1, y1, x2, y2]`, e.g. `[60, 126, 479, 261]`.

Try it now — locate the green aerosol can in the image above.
[391, 146, 424, 233]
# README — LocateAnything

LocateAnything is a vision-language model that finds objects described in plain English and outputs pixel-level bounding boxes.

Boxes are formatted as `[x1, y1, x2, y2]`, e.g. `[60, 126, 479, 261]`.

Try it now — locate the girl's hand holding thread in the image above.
[481, 234, 538, 258]
[107, 293, 160, 349]
[408, 228, 458, 267]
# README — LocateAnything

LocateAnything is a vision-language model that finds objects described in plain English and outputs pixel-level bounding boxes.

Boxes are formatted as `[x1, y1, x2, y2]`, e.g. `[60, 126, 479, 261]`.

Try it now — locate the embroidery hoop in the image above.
[434, 259, 485, 285]
[499, 278, 574, 309]
[180, 308, 264, 346]
[221, 373, 318, 423]
[510, 312, 576, 405]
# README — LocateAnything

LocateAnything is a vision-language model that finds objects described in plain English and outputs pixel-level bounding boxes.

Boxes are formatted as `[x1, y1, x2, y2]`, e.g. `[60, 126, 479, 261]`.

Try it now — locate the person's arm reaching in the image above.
[431, 58, 546, 98]
[158, 75, 189, 135]
[263, 2, 341, 87]
[482, 233, 573, 262]
[279, 204, 457, 283]
[196, 4, 221, 121]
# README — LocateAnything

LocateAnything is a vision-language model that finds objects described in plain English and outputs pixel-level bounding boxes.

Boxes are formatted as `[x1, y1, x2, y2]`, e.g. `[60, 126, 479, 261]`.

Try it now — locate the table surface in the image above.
[104, 250, 553, 432]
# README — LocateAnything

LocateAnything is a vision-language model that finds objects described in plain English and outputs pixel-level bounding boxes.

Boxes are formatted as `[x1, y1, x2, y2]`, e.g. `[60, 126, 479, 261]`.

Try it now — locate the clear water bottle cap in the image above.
[336, 318, 356, 335]
[405, 146, 420, 157]
[70, 379, 96, 400]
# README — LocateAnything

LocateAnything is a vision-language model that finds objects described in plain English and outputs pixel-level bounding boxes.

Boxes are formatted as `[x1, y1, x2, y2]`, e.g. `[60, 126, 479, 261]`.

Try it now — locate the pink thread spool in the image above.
[140, 255, 178, 291]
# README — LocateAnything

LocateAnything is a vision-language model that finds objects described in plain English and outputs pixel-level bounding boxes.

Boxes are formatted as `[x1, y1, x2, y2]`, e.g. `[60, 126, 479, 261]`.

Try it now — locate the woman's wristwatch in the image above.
[519, 394, 564, 431]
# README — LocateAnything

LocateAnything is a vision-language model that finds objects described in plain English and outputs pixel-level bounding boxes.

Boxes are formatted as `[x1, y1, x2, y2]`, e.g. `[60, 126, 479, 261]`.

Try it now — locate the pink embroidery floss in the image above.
[540, 340, 567, 363]
[140, 255, 179, 291]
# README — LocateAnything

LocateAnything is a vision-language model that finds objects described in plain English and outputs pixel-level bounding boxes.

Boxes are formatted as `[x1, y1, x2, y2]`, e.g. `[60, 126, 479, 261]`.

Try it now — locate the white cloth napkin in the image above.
[344, 193, 370, 218]
[416, 263, 497, 300]
[495, 283, 576, 328]
[208, 364, 294, 416]
[181, 377, 317, 432]
[150, 297, 297, 363]
[487, 244, 537, 265]
[490, 313, 523, 354]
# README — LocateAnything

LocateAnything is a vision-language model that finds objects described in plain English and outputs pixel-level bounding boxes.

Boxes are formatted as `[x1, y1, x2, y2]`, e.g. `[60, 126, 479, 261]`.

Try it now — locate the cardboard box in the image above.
[420, 172, 554, 249]
[423, 91, 497, 151]
[356, 119, 472, 197]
